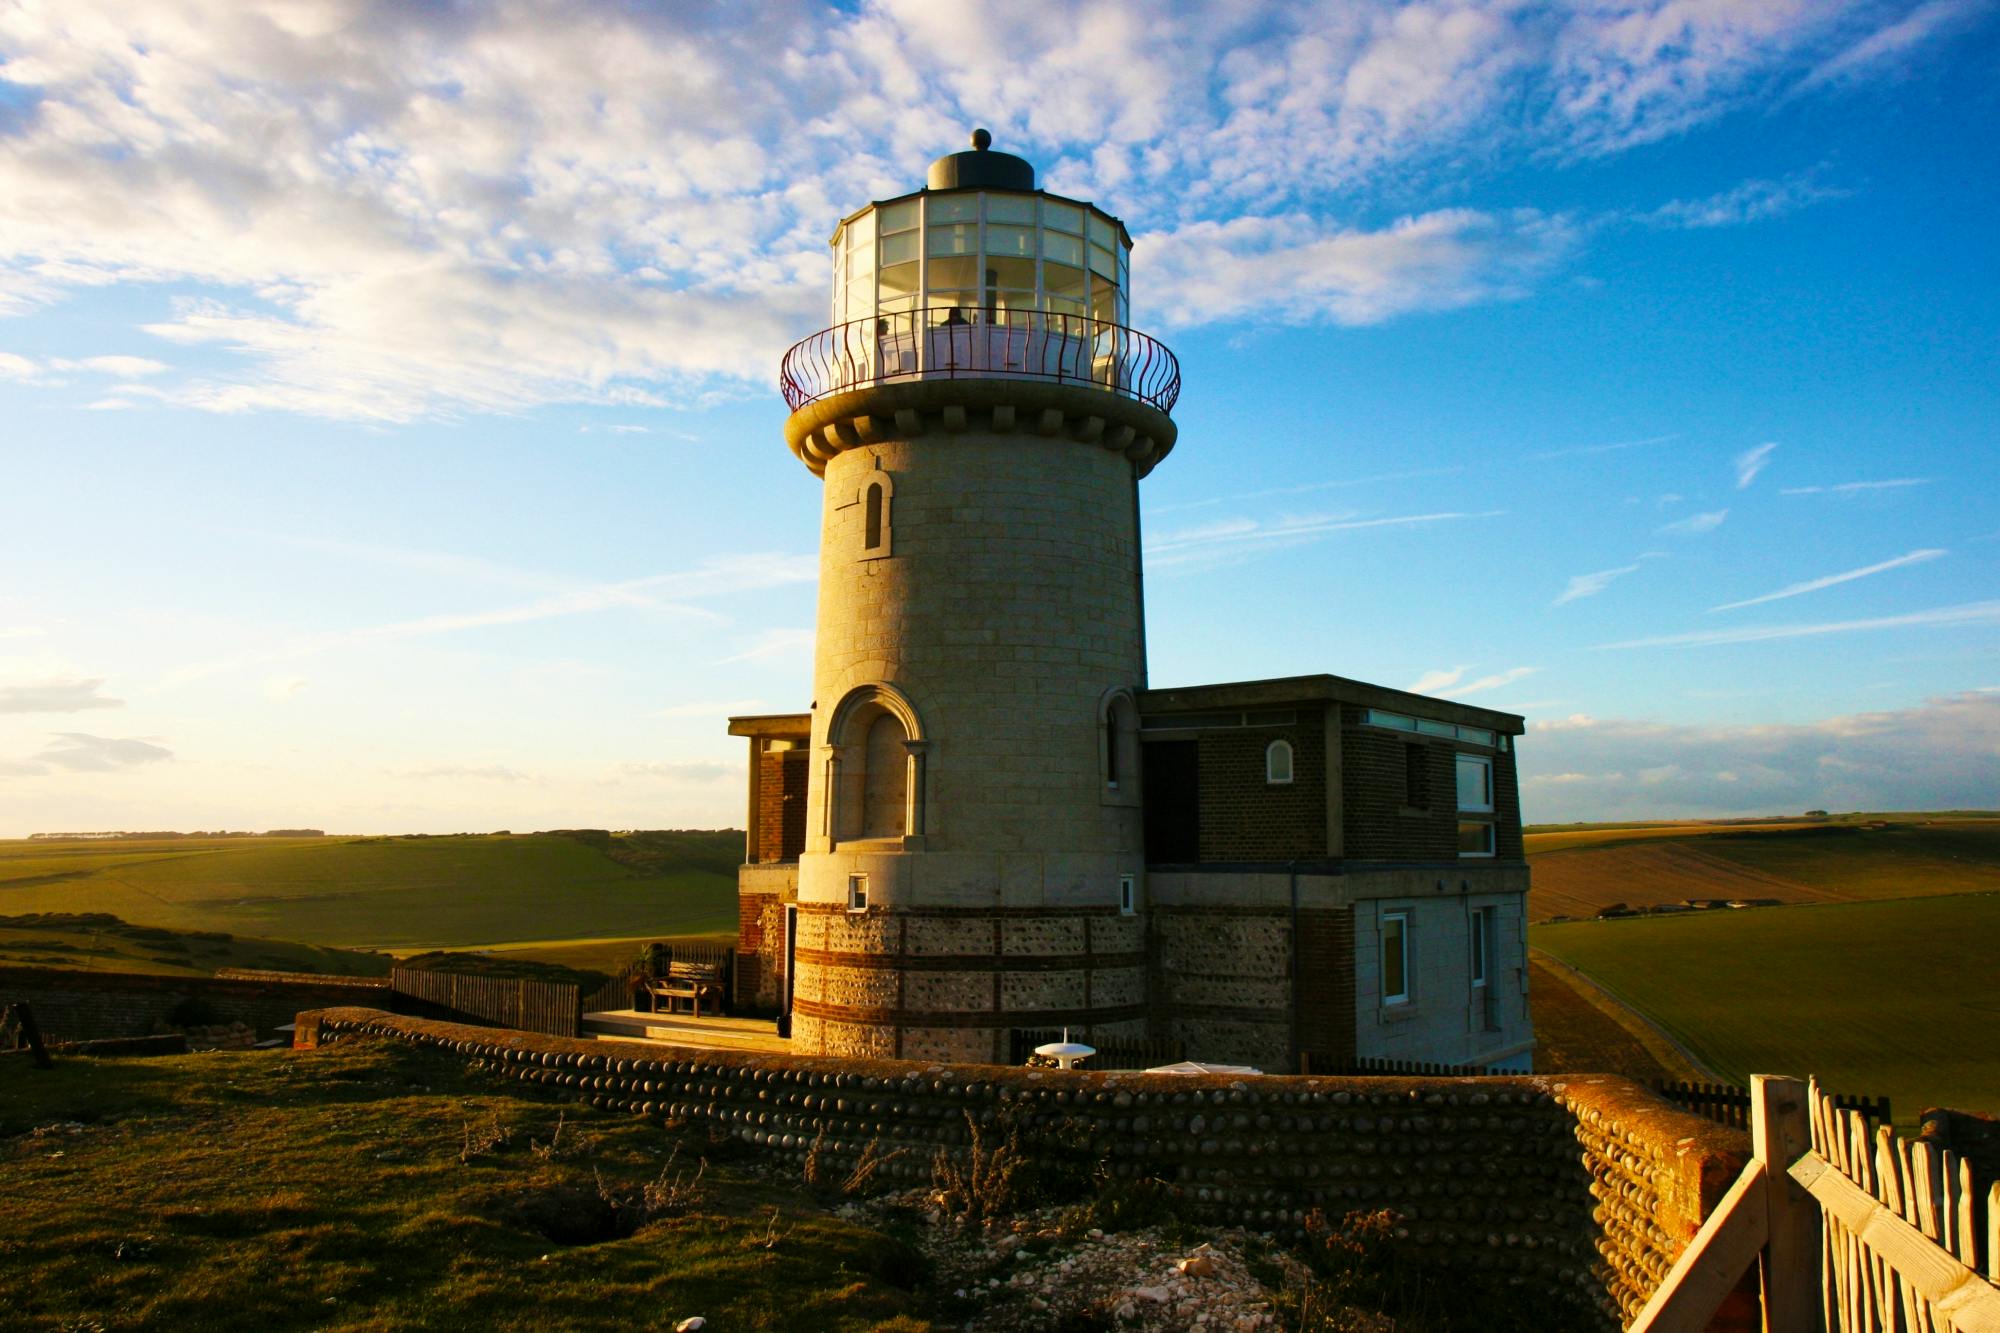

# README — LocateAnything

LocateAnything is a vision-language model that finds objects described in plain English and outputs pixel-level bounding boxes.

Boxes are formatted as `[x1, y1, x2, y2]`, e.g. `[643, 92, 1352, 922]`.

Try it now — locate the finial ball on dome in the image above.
[971, 127, 992, 151]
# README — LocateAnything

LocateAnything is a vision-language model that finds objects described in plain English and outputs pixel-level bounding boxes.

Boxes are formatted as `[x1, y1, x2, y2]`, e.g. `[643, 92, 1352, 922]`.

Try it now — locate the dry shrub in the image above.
[458, 1110, 511, 1163]
[803, 1129, 907, 1200]
[530, 1111, 591, 1162]
[930, 1112, 1022, 1229]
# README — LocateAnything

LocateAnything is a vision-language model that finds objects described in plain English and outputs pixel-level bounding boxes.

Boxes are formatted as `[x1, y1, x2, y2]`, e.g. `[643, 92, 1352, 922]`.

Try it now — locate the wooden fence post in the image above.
[1753, 1074, 1820, 1332]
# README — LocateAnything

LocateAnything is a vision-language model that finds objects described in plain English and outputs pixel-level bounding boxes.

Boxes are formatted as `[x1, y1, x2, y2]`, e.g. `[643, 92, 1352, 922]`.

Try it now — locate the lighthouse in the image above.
[771, 130, 1179, 1062]
[725, 133, 1533, 1077]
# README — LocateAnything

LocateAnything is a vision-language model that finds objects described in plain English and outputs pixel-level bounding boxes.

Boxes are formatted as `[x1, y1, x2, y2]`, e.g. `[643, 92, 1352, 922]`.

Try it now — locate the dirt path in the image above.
[1529, 949, 1718, 1084]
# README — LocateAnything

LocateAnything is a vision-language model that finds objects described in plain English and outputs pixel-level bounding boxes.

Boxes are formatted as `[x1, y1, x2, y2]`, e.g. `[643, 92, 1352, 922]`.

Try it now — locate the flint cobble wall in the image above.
[296, 1007, 1744, 1327]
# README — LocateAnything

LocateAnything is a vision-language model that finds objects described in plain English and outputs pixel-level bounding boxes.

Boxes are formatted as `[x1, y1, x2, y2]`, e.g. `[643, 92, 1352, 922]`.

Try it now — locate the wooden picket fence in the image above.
[388, 969, 579, 1038]
[1650, 1078, 1893, 1132]
[1632, 1075, 2000, 1333]
[1801, 1076, 1998, 1332]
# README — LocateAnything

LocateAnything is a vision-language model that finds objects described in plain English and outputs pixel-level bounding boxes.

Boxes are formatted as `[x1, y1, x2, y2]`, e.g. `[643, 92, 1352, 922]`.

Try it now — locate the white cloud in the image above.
[714, 628, 815, 666]
[1524, 432, 1677, 463]
[1734, 441, 1778, 489]
[1641, 174, 1845, 229]
[1, 732, 175, 775]
[0, 1, 1945, 420]
[1454, 666, 1538, 697]
[1146, 509, 1506, 569]
[1597, 598, 2000, 650]
[1659, 509, 1729, 536]
[1710, 548, 1946, 613]
[1555, 563, 1641, 605]
[0, 626, 49, 640]
[1407, 666, 1467, 695]
[1532, 713, 1600, 732]
[0, 677, 123, 713]
[1798, 0, 1986, 91]
[618, 760, 736, 784]
[1781, 478, 1932, 496]
[400, 764, 530, 783]
[263, 676, 310, 701]
[1519, 690, 2000, 822]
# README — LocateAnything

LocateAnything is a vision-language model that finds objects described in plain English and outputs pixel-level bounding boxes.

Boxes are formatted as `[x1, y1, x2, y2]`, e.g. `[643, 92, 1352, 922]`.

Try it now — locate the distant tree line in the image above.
[26, 829, 326, 841]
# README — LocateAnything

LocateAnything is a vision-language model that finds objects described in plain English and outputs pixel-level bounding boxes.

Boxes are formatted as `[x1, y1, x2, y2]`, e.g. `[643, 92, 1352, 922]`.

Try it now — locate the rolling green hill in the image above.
[0, 912, 392, 978]
[0, 832, 741, 952]
[1533, 893, 2000, 1122]
[1526, 817, 2000, 921]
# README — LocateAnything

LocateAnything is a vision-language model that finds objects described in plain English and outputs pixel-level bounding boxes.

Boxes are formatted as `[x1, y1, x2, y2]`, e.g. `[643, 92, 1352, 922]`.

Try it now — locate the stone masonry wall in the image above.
[0, 966, 387, 1042]
[296, 1009, 1748, 1329]
[1195, 722, 1327, 862]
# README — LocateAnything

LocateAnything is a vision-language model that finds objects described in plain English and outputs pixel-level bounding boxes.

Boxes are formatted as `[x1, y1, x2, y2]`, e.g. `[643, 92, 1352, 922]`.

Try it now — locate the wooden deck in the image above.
[580, 1008, 790, 1054]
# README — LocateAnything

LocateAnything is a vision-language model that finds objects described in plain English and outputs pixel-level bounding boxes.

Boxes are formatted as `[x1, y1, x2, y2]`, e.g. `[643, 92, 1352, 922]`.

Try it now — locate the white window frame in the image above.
[1265, 739, 1294, 785]
[1381, 909, 1410, 1006]
[846, 873, 868, 913]
[1119, 874, 1135, 916]
[1457, 753, 1495, 859]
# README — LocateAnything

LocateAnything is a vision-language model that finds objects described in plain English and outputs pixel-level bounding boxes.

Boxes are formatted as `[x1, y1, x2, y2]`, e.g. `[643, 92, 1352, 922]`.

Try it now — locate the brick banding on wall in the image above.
[794, 949, 1146, 973]
[296, 1007, 1746, 1329]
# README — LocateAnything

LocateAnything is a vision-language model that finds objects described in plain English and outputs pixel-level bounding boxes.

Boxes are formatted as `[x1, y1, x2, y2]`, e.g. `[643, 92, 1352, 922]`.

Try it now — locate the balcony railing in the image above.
[780, 307, 1181, 415]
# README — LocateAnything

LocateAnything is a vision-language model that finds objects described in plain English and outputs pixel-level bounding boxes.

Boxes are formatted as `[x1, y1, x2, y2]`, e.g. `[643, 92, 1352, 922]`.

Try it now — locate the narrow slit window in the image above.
[1119, 874, 1135, 915]
[1470, 907, 1491, 986]
[863, 482, 884, 551]
[847, 873, 868, 913]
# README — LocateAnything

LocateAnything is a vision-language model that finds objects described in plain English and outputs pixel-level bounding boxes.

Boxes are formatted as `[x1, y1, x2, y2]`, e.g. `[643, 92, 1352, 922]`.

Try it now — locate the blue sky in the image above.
[1, 0, 1996, 834]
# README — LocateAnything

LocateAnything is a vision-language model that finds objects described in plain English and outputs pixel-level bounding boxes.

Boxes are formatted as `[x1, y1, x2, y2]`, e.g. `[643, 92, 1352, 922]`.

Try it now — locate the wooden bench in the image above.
[640, 962, 725, 1019]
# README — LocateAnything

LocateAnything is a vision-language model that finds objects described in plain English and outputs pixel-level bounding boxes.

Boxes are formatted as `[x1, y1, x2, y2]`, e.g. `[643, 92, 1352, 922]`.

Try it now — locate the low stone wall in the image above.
[295, 1007, 1747, 1328]
[0, 965, 388, 1042]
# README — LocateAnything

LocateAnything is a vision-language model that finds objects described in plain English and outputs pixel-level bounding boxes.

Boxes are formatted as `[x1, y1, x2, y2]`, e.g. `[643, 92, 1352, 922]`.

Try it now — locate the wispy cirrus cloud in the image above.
[1554, 564, 1642, 605]
[1710, 548, 1947, 613]
[1597, 599, 2000, 650]
[1734, 442, 1779, 489]
[1407, 665, 1537, 697]
[1523, 433, 1676, 463]
[1659, 509, 1729, 536]
[1147, 509, 1506, 569]
[1641, 174, 1846, 229]
[1781, 478, 1933, 496]
[1797, 0, 1989, 92]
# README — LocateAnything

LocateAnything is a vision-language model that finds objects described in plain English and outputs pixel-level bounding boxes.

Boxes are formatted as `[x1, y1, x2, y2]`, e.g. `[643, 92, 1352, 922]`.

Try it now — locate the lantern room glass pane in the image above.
[926, 297, 977, 324]
[880, 199, 918, 233]
[1043, 231, 1084, 267]
[1091, 281, 1117, 324]
[986, 224, 1034, 257]
[928, 194, 978, 224]
[928, 223, 977, 256]
[986, 255, 1035, 289]
[927, 256, 977, 289]
[1045, 262, 1086, 308]
[880, 230, 919, 265]
[1089, 244, 1116, 279]
[849, 210, 875, 249]
[986, 193, 1034, 224]
[879, 261, 920, 300]
[1042, 199, 1083, 233]
[1087, 213, 1113, 247]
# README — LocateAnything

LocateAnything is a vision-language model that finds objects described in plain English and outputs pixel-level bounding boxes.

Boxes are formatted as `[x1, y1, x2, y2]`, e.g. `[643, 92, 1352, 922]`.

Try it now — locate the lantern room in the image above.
[828, 129, 1131, 333]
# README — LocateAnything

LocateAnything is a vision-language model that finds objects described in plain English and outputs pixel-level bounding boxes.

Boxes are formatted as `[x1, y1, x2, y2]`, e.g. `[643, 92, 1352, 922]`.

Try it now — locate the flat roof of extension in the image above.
[725, 712, 811, 739]
[1136, 673, 1525, 735]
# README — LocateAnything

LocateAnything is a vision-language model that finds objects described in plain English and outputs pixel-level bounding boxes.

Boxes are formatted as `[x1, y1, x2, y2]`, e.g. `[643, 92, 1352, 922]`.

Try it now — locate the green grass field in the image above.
[1533, 894, 2000, 1122]
[0, 913, 392, 978]
[0, 1040, 933, 1331]
[0, 833, 741, 952]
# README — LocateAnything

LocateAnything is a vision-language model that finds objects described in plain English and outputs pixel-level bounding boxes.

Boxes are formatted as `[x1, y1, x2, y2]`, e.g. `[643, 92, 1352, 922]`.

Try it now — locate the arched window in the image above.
[860, 710, 909, 838]
[1098, 688, 1140, 805]
[1266, 739, 1294, 785]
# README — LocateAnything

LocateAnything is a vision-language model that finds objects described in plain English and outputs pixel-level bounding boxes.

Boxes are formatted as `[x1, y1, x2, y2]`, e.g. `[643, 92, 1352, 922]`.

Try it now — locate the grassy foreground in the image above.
[0, 832, 741, 951]
[1534, 893, 2000, 1122]
[0, 1040, 930, 1332]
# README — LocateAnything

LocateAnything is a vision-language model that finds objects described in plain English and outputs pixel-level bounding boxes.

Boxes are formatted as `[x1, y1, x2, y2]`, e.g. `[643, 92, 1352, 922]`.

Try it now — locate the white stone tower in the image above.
[779, 131, 1179, 1062]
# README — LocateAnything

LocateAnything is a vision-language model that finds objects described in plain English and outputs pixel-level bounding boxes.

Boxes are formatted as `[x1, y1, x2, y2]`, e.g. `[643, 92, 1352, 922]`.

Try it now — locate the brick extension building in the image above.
[727, 134, 1532, 1074]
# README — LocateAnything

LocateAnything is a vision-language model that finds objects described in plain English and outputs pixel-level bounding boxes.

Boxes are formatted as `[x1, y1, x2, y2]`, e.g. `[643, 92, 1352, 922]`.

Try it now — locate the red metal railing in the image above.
[779, 307, 1180, 415]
